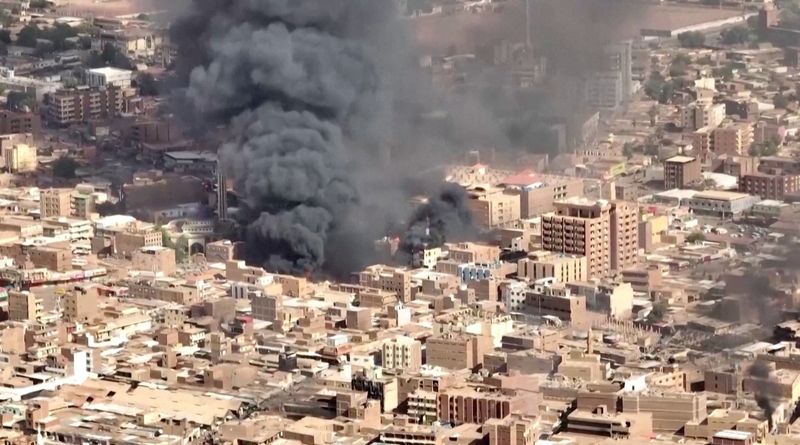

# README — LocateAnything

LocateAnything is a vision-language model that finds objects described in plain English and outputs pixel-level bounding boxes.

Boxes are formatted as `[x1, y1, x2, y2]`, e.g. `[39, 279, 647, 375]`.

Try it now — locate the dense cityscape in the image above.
[1, 0, 800, 444]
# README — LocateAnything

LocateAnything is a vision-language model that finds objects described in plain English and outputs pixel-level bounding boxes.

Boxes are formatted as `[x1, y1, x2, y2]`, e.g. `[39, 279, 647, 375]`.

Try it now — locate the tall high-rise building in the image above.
[541, 198, 639, 278]
[605, 40, 633, 99]
[216, 166, 228, 220]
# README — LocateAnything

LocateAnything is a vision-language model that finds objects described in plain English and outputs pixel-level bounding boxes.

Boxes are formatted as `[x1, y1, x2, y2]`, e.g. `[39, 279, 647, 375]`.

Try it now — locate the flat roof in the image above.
[88, 67, 132, 76]
[694, 190, 752, 201]
[714, 430, 751, 440]
[666, 155, 695, 164]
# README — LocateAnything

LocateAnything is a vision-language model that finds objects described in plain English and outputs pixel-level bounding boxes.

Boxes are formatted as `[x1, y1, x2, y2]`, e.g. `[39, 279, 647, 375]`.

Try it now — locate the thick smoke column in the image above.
[172, 0, 402, 274]
[748, 361, 776, 428]
[400, 184, 476, 255]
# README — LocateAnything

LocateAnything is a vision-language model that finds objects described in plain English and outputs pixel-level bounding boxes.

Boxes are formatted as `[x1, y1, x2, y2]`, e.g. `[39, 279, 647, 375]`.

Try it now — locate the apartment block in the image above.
[621, 392, 707, 433]
[8, 291, 43, 322]
[40, 188, 73, 218]
[713, 124, 754, 156]
[437, 386, 539, 426]
[426, 334, 493, 370]
[466, 186, 520, 228]
[47, 86, 133, 126]
[4, 142, 36, 173]
[30, 246, 72, 272]
[63, 285, 99, 323]
[382, 336, 422, 372]
[359, 264, 412, 302]
[485, 414, 540, 445]
[740, 173, 800, 200]
[132, 246, 177, 275]
[0, 110, 41, 135]
[522, 284, 589, 328]
[681, 102, 725, 131]
[541, 198, 638, 278]
[500, 170, 584, 218]
[517, 250, 587, 283]
[664, 156, 701, 190]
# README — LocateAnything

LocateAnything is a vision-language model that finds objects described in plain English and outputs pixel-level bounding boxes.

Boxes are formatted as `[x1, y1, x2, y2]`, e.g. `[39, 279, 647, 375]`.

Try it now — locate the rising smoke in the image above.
[171, 0, 644, 275]
[748, 361, 777, 427]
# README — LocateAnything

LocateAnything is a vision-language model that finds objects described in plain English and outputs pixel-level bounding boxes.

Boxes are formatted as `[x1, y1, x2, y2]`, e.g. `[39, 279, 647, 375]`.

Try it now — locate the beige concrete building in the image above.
[517, 250, 587, 283]
[4, 143, 37, 173]
[466, 186, 520, 228]
[713, 123, 754, 156]
[664, 156, 701, 190]
[621, 391, 707, 433]
[485, 414, 540, 445]
[426, 334, 493, 370]
[132, 246, 177, 275]
[541, 198, 638, 278]
[499, 170, 584, 218]
[30, 245, 72, 272]
[437, 386, 538, 426]
[359, 264, 412, 302]
[382, 336, 422, 372]
[40, 188, 73, 218]
[63, 285, 99, 323]
[8, 290, 43, 321]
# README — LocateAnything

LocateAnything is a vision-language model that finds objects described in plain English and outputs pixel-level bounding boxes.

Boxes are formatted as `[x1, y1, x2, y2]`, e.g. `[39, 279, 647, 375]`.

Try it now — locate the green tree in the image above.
[774, 93, 790, 109]
[52, 156, 77, 179]
[678, 31, 705, 48]
[686, 232, 706, 244]
[6, 91, 35, 112]
[161, 228, 189, 264]
[0, 30, 11, 45]
[16, 25, 39, 47]
[721, 26, 752, 45]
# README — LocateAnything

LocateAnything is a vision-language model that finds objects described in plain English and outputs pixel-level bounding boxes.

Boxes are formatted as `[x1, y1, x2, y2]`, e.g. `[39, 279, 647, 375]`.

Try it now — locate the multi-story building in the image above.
[466, 186, 520, 228]
[621, 392, 707, 434]
[740, 173, 800, 200]
[585, 71, 623, 110]
[63, 285, 99, 323]
[4, 143, 36, 173]
[685, 191, 761, 217]
[426, 334, 493, 370]
[500, 170, 584, 218]
[517, 250, 587, 283]
[522, 284, 589, 328]
[8, 290, 43, 322]
[0, 110, 41, 135]
[681, 102, 726, 131]
[605, 40, 633, 99]
[541, 198, 638, 278]
[713, 124, 754, 156]
[485, 414, 540, 445]
[382, 336, 422, 372]
[359, 264, 412, 302]
[39, 188, 73, 218]
[29, 246, 71, 272]
[47, 86, 133, 126]
[437, 386, 539, 426]
[693, 127, 713, 153]
[86, 67, 133, 89]
[131, 246, 177, 275]
[664, 156, 702, 190]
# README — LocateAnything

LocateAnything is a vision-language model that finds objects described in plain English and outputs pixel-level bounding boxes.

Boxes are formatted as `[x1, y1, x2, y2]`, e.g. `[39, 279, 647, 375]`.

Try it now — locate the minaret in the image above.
[587, 327, 594, 355]
[216, 165, 228, 221]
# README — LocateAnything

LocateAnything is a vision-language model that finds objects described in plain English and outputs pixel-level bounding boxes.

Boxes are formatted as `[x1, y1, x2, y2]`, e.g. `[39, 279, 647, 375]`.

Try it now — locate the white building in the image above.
[86, 67, 133, 89]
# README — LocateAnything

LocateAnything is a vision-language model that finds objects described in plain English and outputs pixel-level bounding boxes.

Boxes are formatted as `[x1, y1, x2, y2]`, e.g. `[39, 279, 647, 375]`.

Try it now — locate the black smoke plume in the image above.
[748, 361, 776, 428]
[171, 0, 647, 275]
[400, 184, 476, 255]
